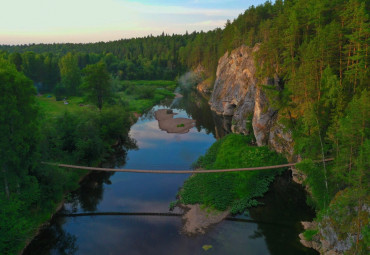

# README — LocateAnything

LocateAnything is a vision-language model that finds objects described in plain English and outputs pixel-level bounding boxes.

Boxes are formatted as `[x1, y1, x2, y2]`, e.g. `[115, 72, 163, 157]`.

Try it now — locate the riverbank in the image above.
[16, 82, 177, 255]
[178, 134, 288, 220]
[19, 169, 92, 255]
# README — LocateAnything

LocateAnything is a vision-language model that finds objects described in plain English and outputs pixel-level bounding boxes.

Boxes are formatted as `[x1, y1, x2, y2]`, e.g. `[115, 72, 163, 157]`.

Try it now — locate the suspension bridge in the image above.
[42, 158, 333, 174]
[58, 211, 291, 227]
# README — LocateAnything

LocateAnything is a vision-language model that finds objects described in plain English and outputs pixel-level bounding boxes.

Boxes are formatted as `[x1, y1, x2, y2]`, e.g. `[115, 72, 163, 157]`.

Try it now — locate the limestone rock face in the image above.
[209, 44, 289, 149]
[253, 83, 277, 146]
[210, 45, 257, 120]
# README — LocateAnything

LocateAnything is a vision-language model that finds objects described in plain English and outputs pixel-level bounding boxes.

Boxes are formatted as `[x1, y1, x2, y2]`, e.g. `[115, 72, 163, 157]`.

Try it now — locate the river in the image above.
[24, 91, 318, 255]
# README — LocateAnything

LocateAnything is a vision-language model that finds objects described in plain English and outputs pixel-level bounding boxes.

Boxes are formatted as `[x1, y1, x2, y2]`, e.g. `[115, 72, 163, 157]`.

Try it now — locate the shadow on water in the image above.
[248, 171, 318, 255]
[23, 217, 78, 255]
[67, 171, 115, 213]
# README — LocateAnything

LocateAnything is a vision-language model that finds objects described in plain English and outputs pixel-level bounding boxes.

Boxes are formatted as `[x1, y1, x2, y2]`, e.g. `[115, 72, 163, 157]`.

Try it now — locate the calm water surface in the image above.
[24, 92, 318, 255]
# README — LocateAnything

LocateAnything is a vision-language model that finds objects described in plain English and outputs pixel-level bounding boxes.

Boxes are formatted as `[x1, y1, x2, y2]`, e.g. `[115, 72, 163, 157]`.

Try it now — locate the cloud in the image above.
[129, 119, 211, 148]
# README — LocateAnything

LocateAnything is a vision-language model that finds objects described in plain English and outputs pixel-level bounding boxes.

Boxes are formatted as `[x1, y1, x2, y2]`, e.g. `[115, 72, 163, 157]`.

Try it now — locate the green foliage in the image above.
[296, 160, 330, 210]
[180, 134, 287, 213]
[230, 197, 259, 215]
[0, 60, 42, 255]
[0, 59, 136, 254]
[360, 225, 370, 254]
[177, 123, 185, 127]
[82, 62, 111, 110]
[0, 195, 34, 255]
[119, 80, 175, 113]
[169, 200, 179, 211]
[59, 53, 81, 96]
[303, 229, 318, 241]
[0, 59, 39, 198]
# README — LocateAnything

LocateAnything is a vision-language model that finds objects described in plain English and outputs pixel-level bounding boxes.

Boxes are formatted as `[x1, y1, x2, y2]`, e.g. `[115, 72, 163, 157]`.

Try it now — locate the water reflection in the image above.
[67, 172, 114, 213]
[171, 91, 232, 138]
[23, 217, 78, 255]
[23, 91, 317, 255]
[248, 171, 318, 255]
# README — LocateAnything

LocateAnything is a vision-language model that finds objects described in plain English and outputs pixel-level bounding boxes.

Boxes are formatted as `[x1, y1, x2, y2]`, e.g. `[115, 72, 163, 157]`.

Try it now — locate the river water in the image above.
[24, 92, 318, 255]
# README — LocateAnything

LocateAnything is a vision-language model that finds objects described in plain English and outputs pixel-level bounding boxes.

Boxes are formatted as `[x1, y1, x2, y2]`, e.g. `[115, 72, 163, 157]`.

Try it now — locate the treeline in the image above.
[0, 33, 195, 87]
[0, 58, 140, 254]
[0, 35, 180, 253]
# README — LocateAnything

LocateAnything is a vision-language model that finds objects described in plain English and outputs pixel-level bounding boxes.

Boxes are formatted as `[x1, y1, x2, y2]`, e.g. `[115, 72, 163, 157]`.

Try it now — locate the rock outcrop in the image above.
[209, 44, 293, 155]
[207, 44, 366, 255]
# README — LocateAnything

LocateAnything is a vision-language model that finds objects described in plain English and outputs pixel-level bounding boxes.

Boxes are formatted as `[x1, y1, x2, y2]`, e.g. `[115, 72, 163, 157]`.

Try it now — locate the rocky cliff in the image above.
[209, 44, 294, 158]
[206, 44, 360, 255]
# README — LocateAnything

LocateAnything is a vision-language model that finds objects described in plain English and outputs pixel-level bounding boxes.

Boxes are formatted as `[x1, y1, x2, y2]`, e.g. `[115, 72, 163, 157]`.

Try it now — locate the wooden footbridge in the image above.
[42, 158, 333, 174]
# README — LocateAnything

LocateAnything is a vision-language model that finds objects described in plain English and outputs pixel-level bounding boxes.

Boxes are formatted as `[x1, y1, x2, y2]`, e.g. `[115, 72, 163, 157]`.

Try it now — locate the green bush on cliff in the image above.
[179, 134, 287, 213]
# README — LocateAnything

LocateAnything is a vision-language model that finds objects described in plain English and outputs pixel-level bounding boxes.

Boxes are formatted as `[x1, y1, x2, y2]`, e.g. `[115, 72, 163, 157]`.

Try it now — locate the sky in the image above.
[0, 0, 269, 45]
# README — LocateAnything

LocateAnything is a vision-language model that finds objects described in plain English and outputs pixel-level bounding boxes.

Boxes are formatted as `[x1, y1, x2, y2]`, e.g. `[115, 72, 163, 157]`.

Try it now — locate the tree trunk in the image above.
[315, 114, 328, 208]
[2, 167, 10, 199]
[340, 19, 344, 86]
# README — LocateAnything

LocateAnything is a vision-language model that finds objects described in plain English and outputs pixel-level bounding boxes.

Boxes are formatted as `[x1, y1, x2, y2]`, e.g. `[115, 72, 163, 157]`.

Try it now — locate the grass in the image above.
[177, 123, 185, 127]
[119, 80, 176, 113]
[121, 80, 177, 90]
[179, 134, 288, 214]
[36, 94, 92, 118]
[36, 80, 177, 117]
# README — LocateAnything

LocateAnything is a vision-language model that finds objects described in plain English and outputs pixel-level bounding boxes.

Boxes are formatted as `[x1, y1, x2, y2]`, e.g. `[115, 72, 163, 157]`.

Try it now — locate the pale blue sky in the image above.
[0, 0, 269, 45]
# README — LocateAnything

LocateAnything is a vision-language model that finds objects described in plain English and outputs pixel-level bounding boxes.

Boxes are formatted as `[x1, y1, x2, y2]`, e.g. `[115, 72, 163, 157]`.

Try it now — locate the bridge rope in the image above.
[42, 158, 333, 174]
[58, 211, 290, 226]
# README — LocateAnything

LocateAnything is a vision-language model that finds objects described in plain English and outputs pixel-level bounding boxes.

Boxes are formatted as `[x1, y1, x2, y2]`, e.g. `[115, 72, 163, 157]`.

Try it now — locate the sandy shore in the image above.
[181, 204, 230, 235]
[155, 109, 196, 134]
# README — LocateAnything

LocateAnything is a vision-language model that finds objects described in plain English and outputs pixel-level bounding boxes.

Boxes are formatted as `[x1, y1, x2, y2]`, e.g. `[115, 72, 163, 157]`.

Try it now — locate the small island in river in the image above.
[155, 108, 196, 134]
[182, 204, 230, 235]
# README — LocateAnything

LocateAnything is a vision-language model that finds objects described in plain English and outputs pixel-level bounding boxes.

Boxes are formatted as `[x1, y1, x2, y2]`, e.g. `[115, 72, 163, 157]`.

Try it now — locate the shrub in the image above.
[180, 134, 287, 213]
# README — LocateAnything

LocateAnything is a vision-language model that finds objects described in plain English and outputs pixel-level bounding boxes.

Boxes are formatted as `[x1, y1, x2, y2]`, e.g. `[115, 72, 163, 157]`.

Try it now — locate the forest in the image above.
[0, 0, 369, 254]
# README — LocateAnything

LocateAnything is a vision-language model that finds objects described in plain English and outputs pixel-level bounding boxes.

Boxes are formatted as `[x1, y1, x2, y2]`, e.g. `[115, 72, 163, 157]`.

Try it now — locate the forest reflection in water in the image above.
[23, 91, 317, 255]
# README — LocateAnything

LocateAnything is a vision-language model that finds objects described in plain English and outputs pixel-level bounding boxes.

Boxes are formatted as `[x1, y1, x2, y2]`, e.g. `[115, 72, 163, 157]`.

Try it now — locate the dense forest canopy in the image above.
[0, 0, 369, 254]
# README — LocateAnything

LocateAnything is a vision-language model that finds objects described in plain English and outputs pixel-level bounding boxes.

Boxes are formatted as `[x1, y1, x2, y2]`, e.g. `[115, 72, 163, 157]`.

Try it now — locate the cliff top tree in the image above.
[82, 62, 111, 110]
